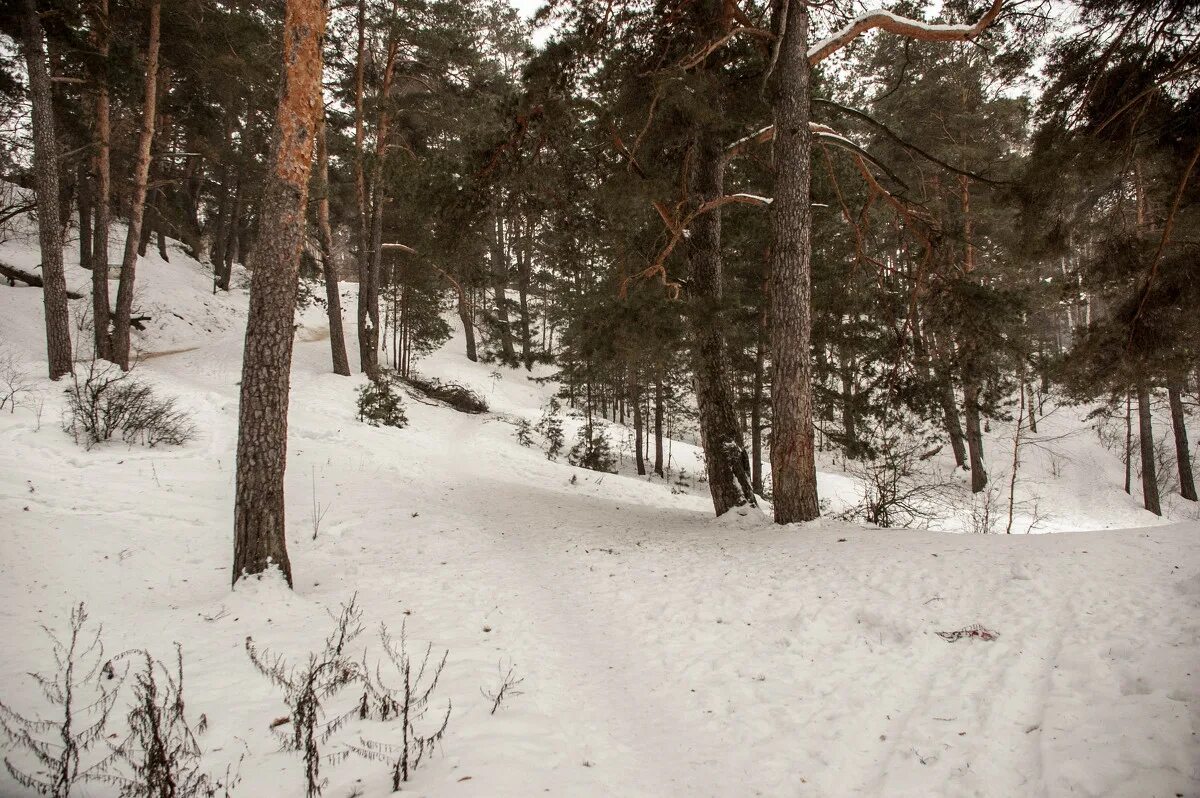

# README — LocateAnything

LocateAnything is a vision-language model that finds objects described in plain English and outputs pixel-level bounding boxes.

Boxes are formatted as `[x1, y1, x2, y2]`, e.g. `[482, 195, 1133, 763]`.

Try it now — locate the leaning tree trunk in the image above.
[111, 0, 160, 371]
[1136, 384, 1162, 515]
[315, 111, 350, 376]
[1168, 383, 1197, 501]
[963, 380, 988, 493]
[768, 0, 819, 523]
[90, 0, 112, 360]
[21, 0, 72, 380]
[687, 123, 756, 516]
[233, 0, 327, 587]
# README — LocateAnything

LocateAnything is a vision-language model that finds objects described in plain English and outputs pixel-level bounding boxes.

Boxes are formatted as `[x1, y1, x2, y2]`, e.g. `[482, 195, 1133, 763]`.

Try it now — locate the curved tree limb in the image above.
[807, 0, 1003, 64]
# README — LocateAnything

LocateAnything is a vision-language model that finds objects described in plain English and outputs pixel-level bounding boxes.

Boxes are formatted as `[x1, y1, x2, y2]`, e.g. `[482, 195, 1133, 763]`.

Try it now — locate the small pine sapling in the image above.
[536, 398, 564, 460]
[348, 621, 450, 791]
[514, 417, 534, 447]
[246, 597, 365, 798]
[0, 603, 123, 797]
[569, 423, 616, 473]
[355, 375, 407, 428]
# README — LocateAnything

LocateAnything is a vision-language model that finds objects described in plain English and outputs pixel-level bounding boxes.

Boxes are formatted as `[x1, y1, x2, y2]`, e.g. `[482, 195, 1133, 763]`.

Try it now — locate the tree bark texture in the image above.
[687, 124, 756, 516]
[21, 0, 72, 380]
[233, 0, 327, 587]
[1168, 383, 1197, 501]
[90, 0, 113, 360]
[964, 381, 988, 493]
[1137, 384, 1162, 515]
[769, 0, 819, 523]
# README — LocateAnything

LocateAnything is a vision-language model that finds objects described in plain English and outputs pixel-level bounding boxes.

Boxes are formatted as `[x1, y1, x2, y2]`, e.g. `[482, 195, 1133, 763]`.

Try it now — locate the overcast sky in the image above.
[508, 0, 542, 19]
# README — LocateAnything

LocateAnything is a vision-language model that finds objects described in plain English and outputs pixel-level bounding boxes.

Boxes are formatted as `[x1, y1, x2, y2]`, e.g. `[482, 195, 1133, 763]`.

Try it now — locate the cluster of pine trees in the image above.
[4, 0, 1196, 587]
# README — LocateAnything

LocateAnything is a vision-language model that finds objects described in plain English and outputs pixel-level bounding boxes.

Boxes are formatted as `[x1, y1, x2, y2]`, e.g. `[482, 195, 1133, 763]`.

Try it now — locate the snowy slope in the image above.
[1, 222, 1197, 798]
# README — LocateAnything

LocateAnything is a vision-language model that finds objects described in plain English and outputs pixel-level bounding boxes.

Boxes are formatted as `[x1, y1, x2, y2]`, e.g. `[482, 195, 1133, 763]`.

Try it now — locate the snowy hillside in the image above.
[1, 223, 1198, 798]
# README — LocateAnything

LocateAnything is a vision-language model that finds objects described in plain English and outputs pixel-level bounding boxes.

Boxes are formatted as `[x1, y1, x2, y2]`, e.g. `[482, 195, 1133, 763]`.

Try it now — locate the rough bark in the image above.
[233, 0, 327, 587]
[687, 124, 756, 516]
[315, 111, 350, 376]
[111, 0, 160, 371]
[1168, 383, 1196, 501]
[21, 0, 72, 380]
[768, 0, 819, 522]
[90, 7, 112, 361]
[1136, 384, 1162, 515]
[963, 381, 988, 493]
[458, 291, 477, 361]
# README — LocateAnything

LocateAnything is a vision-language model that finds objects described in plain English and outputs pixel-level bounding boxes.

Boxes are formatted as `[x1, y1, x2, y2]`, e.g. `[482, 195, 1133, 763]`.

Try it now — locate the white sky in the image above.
[508, 0, 542, 19]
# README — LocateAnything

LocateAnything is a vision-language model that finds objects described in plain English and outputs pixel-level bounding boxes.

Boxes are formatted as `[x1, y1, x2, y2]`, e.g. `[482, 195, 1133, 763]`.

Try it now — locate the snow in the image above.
[1, 217, 1198, 797]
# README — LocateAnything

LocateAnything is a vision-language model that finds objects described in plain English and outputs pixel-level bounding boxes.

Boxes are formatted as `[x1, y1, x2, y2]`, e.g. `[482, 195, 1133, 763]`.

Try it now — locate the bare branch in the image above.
[807, 0, 1004, 65]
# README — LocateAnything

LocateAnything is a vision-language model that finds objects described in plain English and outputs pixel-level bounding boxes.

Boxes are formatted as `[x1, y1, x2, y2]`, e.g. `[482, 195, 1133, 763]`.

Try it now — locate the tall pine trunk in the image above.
[964, 381, 988, 492]
[751, 309, 766, 495]
[654, 369, 664, 477]
[112, 0, 161, 371]
[687, 123, 755, 515]
[21, 0, 72, 379]
[76, 160, 92, 272]
[1168, 383, 1197, 501]
[233, 0, 327, 587]
[517, 215, 533, 369]
[315, 111, 350, 376]
[1136, 384, 1162, 515]
[90, 0, 112, 360]
[768, 0, 819, 522]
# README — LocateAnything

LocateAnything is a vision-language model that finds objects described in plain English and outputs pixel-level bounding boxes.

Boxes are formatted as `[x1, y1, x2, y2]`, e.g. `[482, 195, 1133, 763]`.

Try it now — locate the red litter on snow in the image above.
[937, 624, 1000, 642]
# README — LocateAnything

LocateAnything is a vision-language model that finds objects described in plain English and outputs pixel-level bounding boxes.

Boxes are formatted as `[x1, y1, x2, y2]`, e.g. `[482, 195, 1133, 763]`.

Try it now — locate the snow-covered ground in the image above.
[1, 222, 1197, 797]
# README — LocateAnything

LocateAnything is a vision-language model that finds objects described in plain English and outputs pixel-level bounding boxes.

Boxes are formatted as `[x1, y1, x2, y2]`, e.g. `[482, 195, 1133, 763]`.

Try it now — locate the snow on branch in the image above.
[807, 0, 1003, 65]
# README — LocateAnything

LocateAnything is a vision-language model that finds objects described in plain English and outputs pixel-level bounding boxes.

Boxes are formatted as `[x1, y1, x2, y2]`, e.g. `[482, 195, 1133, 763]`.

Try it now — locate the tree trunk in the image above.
[687, 124, 756, 516]
[631, 369, 645, 476]
[21, 0, 72, 380]
[963, 381, 988, 492]
[91, 0, 112, 360]
[1125, 391, 1132, 494]
[1136, 384, 1162, 515]
[517, 215, 533, 369]
[315, 112, 350, 376]
[111, 0, 161, 371]
[654, 369, 664, 477]
[233, 0, 326, 587]
[490, 208, 516, 364]
[76, 159, 92, 271]
[768, 0, 819, 523]
[939, 375, 969, 469]
[751, 308, 765, 495]
[1168, 383, 1196, 501]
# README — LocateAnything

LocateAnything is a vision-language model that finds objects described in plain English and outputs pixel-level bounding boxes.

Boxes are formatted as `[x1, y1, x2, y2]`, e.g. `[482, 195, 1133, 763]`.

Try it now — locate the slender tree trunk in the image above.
[21, 0, 72, 379]
[352, 0, 376, 377]
[654, 369, 664, 478]
[769, 0, 818, 522]
[315, 111, 350, 376]
[631, 369, 645, 475]
[1125, 392, 1133, 494]
[233, 0, 327, 587]
[91, 0, 112, 360]
[1136, 384, 1162, 515]
[112, 0, 161, 371]
[939, 376, 969, 469]
[76, 159, 92, 271]
[687, 123, 755, 515]
[964, 381, 988, 492]
[751, 307, 765, 495]
[1168, 383, 1196, 501]
[490, 207, 516, 363]
[517, 215, 533, 369]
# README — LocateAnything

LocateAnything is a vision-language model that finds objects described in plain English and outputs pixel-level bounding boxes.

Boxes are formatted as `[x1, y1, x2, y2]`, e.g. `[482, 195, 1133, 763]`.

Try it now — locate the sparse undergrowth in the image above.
[63, 359, 195, 451]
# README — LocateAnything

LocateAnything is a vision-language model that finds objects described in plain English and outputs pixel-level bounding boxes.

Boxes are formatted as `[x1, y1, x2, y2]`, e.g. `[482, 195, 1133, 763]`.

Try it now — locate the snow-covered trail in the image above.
[1, 236, 1198, 796]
